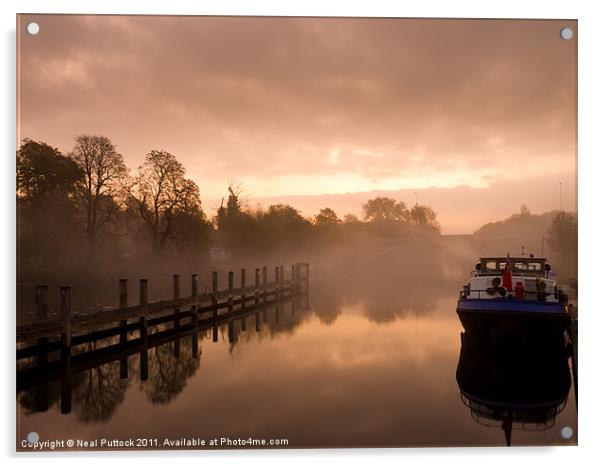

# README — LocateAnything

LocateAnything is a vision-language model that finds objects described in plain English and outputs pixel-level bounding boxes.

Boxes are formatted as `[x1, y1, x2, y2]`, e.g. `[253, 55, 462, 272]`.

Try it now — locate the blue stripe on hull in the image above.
[457, 298, 566, 314]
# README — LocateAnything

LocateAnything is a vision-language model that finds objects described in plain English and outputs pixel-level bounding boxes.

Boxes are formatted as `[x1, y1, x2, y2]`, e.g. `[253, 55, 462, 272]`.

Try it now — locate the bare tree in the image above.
[71, 134, 127, 251]
[129, 150, 202, 254]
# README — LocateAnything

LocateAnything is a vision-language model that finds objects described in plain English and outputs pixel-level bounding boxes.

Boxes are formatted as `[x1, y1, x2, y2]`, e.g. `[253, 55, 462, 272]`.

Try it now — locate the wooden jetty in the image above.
[16, 263, 310, 409]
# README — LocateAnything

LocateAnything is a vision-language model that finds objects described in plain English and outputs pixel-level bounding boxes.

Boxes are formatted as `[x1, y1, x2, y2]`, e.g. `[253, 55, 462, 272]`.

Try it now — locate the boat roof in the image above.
[479, 257, 547, 262]
[476, 257, 550, 276]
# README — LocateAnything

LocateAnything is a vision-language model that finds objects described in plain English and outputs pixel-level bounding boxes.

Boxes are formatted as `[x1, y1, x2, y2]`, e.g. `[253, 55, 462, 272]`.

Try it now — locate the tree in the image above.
[71, 135, 127, 250]
[343, 213, 360, 223]
[17, 139, 82, 199]
[409, 204, 441, 232]
[17, 139, 84, 269]
[362, 197, 409, 222]
[129, 150, 203, 254]
[519, 204, 531, 217]
[546, 211, 577, 279]
[315, 208, 341, 226]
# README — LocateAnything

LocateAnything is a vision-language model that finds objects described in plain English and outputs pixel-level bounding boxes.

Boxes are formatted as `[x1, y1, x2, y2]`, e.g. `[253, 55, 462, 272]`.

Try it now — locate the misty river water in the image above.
[16, 240, 577, 449]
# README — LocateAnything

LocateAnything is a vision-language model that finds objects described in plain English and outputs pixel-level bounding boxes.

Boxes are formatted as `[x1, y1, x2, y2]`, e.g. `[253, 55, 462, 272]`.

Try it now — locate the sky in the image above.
[17, 15, 577, 233]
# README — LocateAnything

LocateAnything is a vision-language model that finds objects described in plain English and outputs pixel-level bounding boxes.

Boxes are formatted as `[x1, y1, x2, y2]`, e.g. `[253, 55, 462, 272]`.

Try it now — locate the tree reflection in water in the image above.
[142, 337, 200, 405]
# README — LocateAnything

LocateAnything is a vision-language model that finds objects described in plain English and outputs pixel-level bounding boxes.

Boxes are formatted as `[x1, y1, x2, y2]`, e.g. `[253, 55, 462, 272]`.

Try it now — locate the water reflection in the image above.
[18, 295, 309, 422]
[456, 330, 573, 446]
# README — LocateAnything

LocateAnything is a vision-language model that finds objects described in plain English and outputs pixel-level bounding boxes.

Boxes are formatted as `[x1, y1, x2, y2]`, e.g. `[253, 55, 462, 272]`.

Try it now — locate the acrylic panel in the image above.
[16, 15, 577, 451]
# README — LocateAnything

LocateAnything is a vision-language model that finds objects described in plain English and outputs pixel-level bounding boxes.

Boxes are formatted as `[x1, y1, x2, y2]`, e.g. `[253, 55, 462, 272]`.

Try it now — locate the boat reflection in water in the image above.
[456, 329, 573, 446]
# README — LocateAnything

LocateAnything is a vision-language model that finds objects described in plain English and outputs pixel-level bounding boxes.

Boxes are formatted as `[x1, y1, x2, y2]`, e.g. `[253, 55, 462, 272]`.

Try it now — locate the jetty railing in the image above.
[17, 263, 310, 357]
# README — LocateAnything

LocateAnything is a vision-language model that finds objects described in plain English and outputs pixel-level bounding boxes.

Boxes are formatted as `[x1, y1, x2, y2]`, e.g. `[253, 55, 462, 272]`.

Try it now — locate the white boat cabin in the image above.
[464, 257, 562, 302]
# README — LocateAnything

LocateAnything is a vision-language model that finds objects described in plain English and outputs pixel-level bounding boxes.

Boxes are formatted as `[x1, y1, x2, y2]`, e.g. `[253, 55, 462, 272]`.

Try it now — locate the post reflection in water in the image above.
[456, 330, 573, 446]
[18, 293, 309, 424]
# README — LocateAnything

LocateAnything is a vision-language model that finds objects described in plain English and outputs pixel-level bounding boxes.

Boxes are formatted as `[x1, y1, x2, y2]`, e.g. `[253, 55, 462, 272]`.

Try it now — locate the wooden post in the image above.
[255, 268, 260, 289]
[262, 266, 268, 303]
[191, 274, 199, 357]
[275, 266, 280, 298]
[173, 274, 180, 330]
[36, 285, 48, 321]
[191, 274, 198, 300]
[139, 279, 148, 381]
[119, 279, 128, 379]
[241, 315, 246, 331]
[173, 274, 181, 357]
[228, 296, 234, 317]
[191, 305, 199, 358]
[255, 307, 261, 332]
[60, 287, 72, 351]
[228, 271, 234, 294]
[212, 271, 218, 342]
[35, 285, 49, 411]
[35, 285, 48, 366]
[240, 268, 246, 310]
[60, 286, 72, 414]
[212, 271, 219, 295]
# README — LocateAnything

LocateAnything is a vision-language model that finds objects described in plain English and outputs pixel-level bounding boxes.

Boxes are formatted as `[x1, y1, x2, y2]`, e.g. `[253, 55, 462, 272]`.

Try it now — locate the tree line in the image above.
[16, 135, 441, 271]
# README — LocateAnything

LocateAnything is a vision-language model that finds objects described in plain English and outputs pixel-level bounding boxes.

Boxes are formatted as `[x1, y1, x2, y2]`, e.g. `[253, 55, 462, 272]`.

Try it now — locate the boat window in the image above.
[528, 262, 542, 271]
[484, 261, 497, 271]
[514, 262, 527, 270]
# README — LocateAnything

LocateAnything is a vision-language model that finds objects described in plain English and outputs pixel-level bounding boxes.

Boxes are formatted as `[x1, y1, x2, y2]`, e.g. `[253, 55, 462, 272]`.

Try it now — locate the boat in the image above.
[457, 256, 571, 336]
[456, 329, 572, 446]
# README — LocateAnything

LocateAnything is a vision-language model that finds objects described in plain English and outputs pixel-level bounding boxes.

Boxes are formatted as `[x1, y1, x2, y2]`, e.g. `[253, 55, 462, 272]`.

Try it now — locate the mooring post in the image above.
[280, 264, 284, 287]
[191, 274, 198, 301]
[35, 285, 48, 366]
[228, 271, 234, 295]
[255, 268, 260, 288]
[191, 273, 199, 356]
[35, 285, 49, 411]
[139, 279, 148, 341]
[60, 287, 72, 352]
[275, 266, 280, 299]
[173, 273, 181, 331]
[59, 286, 72, 414]
[119, 279, 128, 379]
[262, 266, 268, 303]
[240, 268, 247, 307]
[212, 271, 219, 296]
[228, 296, 234, 318]
[212, 271, 218, 342]
[139, 279, 149, 381]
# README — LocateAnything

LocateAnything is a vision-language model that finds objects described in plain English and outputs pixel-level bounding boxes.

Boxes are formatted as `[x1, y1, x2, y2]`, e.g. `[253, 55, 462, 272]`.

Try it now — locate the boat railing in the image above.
[459, 288, 554, 301]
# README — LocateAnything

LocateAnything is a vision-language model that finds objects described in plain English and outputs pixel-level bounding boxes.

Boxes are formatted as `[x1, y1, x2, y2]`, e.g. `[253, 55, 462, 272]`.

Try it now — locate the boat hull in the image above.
[457, 298, 571, 336]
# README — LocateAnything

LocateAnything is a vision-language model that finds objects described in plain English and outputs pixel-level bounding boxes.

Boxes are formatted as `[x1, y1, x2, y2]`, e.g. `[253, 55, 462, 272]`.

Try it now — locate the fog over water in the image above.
[17, 239, 577, 448]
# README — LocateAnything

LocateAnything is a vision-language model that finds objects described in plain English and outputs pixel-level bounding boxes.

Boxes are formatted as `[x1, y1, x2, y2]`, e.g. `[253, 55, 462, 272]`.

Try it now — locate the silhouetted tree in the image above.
[315, 208, 341, 226]
[343, 213, 360, 223]
[71, 135, 127, 251]
[547, 211, 577, 278]
[409, 204, 441, 232]
[129, 150, 204, 254]
[362, 197, 409, 222]
[17, 139, 82, 198]
[17, 139, 83, 271]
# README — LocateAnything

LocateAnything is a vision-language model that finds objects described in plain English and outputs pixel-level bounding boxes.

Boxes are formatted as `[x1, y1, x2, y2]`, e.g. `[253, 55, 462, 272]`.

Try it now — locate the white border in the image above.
[2, 1, 602, 465]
